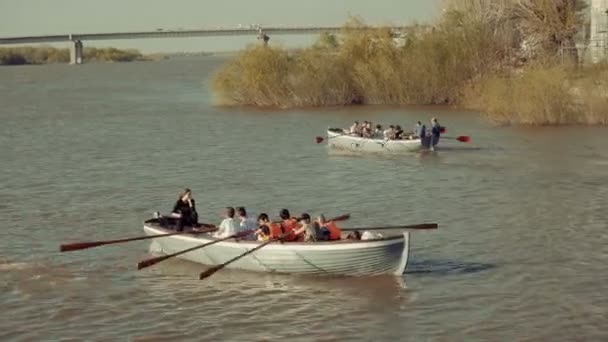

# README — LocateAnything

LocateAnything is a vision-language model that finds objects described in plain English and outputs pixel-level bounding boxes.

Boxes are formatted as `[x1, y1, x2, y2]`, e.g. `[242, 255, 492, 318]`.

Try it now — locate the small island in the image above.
[212, 0, 608, 126]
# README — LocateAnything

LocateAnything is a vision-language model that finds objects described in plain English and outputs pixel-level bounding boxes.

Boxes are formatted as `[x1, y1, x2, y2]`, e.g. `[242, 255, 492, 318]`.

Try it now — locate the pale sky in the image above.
[0, 0, 441, 52]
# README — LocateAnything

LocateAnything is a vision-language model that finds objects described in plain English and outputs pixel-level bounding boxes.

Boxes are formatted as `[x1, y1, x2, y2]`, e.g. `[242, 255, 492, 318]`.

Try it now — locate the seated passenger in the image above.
[237, 206, 258, 240]
[361, 122, 372, 138]
[255, 213, 274, 241]
[214, 207, 239, 238]
[349, 121, 360, 135]
[373, 124, 383, 138]
[394, 125, 404, 140]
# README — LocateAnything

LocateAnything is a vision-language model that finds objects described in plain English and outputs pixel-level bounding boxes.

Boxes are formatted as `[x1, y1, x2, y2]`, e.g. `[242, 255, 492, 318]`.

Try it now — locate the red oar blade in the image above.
[315, 136, 324, 144]
[440, 127, 446, 134]
[457, 136, 471, 143]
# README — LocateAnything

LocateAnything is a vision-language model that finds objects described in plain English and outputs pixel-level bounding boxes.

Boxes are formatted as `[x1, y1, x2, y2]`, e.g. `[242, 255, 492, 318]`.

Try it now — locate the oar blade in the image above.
[199, 265, 222, 280]
[406, 223, 438, 229]
[315, 136, 324, 144]
[341, 223, 438, 231]
[440, 127, 446, 134]
[137, 255, 169, 270]
[60, 241, 104, 252]
[456, 136, 471, 143]
[329, 213, 350, 222]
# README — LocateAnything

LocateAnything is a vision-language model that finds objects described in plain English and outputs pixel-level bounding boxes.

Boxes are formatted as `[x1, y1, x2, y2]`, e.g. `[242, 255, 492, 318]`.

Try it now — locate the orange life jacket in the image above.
[258, 222, 283, 240]
[280, 218, 298, 241]
[324, 221, 342, 240]
[268, 223, 283, 239]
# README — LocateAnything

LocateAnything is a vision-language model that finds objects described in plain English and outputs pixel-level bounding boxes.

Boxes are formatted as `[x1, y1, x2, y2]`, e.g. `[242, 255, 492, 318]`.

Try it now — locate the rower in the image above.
[279, 209, 298, 241]
[317, 214, 342, 241]
[255, 213, 282, 241]
[214, 207, 239, 238]
[292, 213, 318, 242]
[171, 188, 199, 232]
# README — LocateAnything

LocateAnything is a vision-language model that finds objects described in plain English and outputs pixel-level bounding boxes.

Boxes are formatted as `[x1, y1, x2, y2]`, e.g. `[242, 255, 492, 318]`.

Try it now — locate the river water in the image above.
[1, 57, 607, 341]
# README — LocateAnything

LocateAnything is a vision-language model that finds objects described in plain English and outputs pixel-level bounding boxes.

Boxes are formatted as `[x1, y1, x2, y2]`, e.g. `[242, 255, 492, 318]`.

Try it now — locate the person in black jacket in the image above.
[171, 188, 199, 231]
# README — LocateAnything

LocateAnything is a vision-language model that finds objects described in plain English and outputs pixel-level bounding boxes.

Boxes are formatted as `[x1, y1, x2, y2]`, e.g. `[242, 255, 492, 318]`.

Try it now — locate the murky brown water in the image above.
[1, 57, 607, 341]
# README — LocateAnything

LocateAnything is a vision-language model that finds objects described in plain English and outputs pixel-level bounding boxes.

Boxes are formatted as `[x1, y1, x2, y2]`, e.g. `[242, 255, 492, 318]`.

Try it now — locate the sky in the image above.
[0, 0, 442, 53]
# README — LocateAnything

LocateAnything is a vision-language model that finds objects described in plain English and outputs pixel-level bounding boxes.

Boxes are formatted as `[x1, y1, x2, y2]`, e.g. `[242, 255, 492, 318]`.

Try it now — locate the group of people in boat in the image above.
[347, 117, 442, 144]
[168, 189, 344, 242]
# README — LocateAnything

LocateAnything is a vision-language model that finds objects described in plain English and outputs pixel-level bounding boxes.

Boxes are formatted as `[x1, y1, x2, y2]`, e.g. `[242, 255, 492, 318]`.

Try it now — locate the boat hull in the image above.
[326, 129, 438, 153]
[143, 221, 410, 276]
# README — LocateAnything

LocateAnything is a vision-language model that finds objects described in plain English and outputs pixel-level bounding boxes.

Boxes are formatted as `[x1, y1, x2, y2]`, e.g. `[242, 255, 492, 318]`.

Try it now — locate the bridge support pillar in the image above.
[69, 40, 84, 64]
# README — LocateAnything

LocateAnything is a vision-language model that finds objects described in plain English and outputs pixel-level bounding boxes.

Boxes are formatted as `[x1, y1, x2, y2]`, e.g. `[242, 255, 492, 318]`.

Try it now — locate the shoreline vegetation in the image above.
[212, 0, 608, 125]
[0, 46, 166, 65]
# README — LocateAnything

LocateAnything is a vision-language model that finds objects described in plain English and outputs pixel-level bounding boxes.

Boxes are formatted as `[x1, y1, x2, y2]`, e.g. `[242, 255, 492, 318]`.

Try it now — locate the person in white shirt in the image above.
[214, 207, 239, 238]
[236, 206, 258, 240]
[373, 124, 383, 138]
[383, 125, 396, 140]
[349, 121, 360, 135]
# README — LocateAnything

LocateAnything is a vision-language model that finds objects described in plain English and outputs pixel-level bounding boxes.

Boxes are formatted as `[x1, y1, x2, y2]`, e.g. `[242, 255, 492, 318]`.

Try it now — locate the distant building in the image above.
[589, 0, 608, 62]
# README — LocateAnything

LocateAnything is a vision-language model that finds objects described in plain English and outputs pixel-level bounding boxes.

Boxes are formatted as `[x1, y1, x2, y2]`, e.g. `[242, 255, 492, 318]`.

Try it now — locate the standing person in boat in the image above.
[279, 208, 298, 241]
[430, 117, 441, 148]
[171, 188, 199, 231]
[237, 206, 257, 239]
[214, 207, 239, 238]
[413, 121, 424, 138]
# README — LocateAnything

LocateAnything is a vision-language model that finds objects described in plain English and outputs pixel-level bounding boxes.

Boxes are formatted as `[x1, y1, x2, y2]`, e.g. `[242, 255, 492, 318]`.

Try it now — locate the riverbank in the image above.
[0, 46, 163, 65]
[211, 1, 608, 125]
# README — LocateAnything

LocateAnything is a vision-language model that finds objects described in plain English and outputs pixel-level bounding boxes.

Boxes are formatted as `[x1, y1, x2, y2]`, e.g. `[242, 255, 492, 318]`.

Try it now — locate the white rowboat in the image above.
[326, 128, 438, 153]
[143, 218, 410, 276]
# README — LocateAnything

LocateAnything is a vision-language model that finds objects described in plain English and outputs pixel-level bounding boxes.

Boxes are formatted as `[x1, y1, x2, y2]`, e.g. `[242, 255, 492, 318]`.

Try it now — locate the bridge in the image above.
[0, 25, 410, 65]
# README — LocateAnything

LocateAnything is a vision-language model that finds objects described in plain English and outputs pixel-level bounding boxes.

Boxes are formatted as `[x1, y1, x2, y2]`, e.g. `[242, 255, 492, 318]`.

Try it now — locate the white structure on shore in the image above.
[589, 0, 608, 62]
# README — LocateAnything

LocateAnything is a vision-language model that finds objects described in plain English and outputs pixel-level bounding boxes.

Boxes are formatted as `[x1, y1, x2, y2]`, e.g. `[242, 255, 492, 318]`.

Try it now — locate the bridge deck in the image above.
[0, 26, 410, 45]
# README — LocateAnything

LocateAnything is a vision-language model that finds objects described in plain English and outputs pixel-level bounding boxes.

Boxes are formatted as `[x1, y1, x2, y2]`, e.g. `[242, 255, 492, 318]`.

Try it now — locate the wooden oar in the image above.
[60, 225, 217, 252]
[137, 228, 255, 270]
[315, 131, 356, 144]
[341, 223, 438, 231]
[272, 213, 350, 224]
[199, 230, 294, 280]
